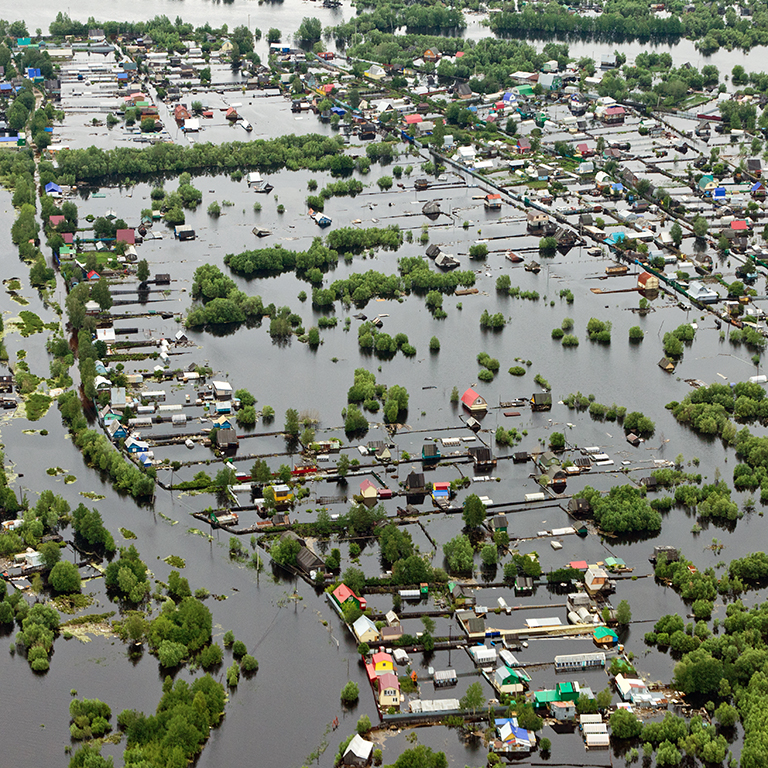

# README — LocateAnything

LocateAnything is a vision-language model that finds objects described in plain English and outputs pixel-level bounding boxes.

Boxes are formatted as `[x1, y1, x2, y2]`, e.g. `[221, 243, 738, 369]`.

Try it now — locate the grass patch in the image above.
[6, 279, 21, 291]
[53, 594, 95, 614]
[64, 475, 77, 484]
[25, 393, 52, 421]
[47, 467, 65, 476]
[119, 527, 137, 540]
[80, 491, 105, 501]
[61, 611, 116, 627]
[17, 311, 44, 337]
[164, 555, 186, 568]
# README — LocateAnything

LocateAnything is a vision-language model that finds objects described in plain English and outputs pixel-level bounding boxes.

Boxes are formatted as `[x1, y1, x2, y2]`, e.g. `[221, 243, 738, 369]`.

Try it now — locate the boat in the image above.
[240, 119, 253, 132]
[506, 250, 524, 263]
[605, 265, 629, 275]
[252, 227, 272, 238]
[587, 247, 602, 257]
[525, 261, 541, 273]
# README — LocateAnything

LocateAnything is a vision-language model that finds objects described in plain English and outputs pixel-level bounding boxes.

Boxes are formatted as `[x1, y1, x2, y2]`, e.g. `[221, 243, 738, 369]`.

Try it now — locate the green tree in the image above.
[616, 599, 632, 624]
[670, 222, 683, 248]
[611, 708, 642, 739]
[462, 493, 486, 528]
[443, 534, 474, 574]
[460, 681, 485, 712]
[341, 681, 359, 703]
[136, 259, 150, 282]
[48, 560, 81, 593]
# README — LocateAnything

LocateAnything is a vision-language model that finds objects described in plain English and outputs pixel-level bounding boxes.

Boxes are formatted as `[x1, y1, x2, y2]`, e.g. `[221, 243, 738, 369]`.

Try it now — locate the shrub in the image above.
[629, 325, 644, 341]
[509, 366, 526, 376]
[341, 681, 359, 703]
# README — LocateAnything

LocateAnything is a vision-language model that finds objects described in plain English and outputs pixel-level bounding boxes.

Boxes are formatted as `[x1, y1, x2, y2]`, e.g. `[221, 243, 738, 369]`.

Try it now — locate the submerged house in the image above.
[461, 388, 488, 413]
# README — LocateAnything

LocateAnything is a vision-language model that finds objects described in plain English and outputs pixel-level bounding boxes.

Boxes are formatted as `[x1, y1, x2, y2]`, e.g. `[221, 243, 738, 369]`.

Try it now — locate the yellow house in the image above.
[270, 484, 294, 507]
[220, 40, 234, 54]
[378, 672, 400, 709]
[372, 651, 394, 675]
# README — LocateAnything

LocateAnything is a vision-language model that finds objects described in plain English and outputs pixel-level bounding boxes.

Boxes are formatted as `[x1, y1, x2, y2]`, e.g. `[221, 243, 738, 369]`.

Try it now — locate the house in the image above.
[434, 669, 458, 687]
[515, 576, 534, 595]
[658, 357, 677, 373]
[381, 625, 403, 642]
[359, 479, 379, 503]
[516, 137, 531, 154]
[748, 158, 762, 177]
[484, 193, 502, 210]
[549, 700, 576, 720]
[294, 545, 324, 576]
[405, 471, 426, 494]
[752, 182, 766, 199]
[125, 436, 149, 454]
[602, 106, 625, 124]
[490, 513, 508, 533]
[593, 626, 619, 647]
[531, 392, 552, 411]
[352, 614, 379, 644]
[455, 82, 473, 99]
[423, 47, 441, 63]
[107, 420, 127, 441]
[584, 566, 609, 595]
[216, 428, 239, 449]
[372, 651, 394, 675]
[568, 498, 591, 516]
[494, 666, 527, 694]
[470, 645, 497, 666]
[175, 225, 195, 241]
[698, 175, 717, 195]
[469, 446, 495, 470]
[332, 583, 367, 611]
[526, 210, 548, 232]
[638, 272, 660, 291]
[689, 281, 719, 304]
[212, 380, 233, 400]
[457, 146, 476, 165]
[554, 652, 606, 672]
[377, 672, 400, 709]
[270, 484, 294, 507]
[342, 734, 374, 767]
[364, 64, 386, 81]
[116, 229, 135, 245]
[601, 53, 617, 68]
[461, 388, 488, 413]
[212, 415, 233, 430]
[422, 442, 440, 461]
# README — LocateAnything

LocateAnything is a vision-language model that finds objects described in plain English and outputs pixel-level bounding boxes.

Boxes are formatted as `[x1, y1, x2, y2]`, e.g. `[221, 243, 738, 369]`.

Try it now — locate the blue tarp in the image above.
[331, 107, 345, 116]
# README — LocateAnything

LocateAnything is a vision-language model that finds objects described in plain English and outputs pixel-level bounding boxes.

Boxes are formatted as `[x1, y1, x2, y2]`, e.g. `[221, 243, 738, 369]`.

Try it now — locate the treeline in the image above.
[489, 7, 684, 41]
[54, 135, 345, 183]
[224, 239, 338, 278]
[331, 3, 465, 44]
[326, 226, 402, 254]
[58, 392, 156, 499]
[186, 264, 265, 328]
[311, 260, 474, 309]
[574, 485, 661, 535]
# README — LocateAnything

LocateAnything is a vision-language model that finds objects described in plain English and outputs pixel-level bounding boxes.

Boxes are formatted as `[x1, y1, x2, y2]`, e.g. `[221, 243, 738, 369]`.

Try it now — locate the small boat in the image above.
[605, 264, 629, 275]
[506, 250, 524, 263]
[587, 247, 602, 257]
[240, 119, 253, 132]
[252, 227, 272, 237]
[525, 261, 541, 273]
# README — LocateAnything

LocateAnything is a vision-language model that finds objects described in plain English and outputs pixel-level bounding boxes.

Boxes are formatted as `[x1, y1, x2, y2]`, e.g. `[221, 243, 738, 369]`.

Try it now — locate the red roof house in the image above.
[332, 583, 366, 611]
[731, 220, 749, 231]
[461, 388, 488, 413]
[115, 228, 135, 245]
[404, 113, 423, 125]
[49, 215, 65, 227]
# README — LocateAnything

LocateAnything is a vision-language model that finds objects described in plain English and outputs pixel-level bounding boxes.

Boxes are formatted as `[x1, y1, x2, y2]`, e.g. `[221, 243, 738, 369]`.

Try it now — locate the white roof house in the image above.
[343, 734, 374, 766]
[470, 646, 497, 666]
[352, 615, 379, 643]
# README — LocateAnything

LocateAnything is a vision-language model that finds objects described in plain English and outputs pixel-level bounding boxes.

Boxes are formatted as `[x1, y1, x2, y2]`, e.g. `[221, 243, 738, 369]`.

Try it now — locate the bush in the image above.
[629, 325, 644, 341]
[552, 327, 565, 339]
[341, 681, 359, 703]
[562, 334, 579, 346]
[48, 561, 81, 594]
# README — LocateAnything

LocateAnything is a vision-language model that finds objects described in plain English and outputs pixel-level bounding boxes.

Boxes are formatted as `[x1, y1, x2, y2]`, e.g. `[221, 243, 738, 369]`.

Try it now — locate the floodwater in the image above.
[0, 4, 766, 768]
